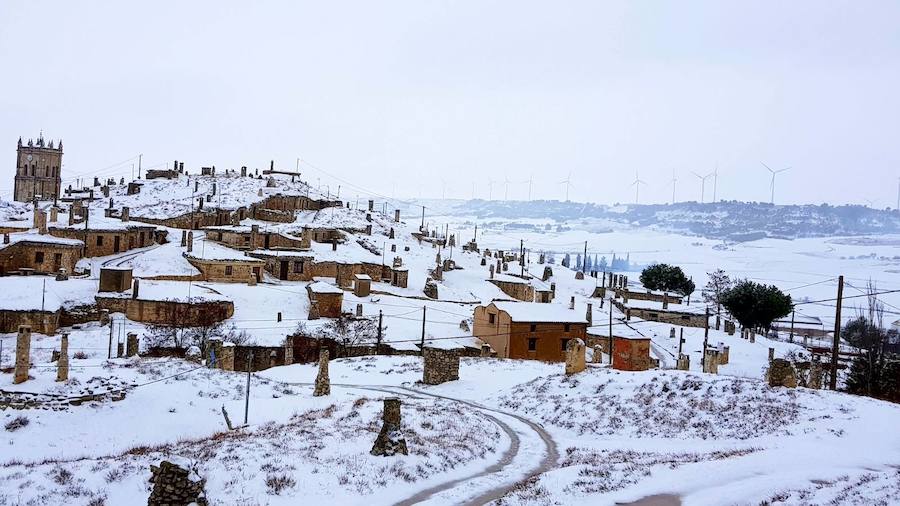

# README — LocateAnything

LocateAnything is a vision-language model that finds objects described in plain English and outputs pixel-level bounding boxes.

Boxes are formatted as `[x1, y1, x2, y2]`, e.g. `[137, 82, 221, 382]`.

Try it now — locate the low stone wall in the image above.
[423, 347, 460, 384]
[614, 288, 682, 305]
[148, 461, 207, 506]
[95, 296, 234, 326]
[0, 309, 59, 334]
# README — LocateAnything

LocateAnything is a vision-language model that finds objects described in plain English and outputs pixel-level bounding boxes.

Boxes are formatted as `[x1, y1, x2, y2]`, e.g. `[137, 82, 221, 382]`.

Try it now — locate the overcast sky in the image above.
[1, 1, 898, 207]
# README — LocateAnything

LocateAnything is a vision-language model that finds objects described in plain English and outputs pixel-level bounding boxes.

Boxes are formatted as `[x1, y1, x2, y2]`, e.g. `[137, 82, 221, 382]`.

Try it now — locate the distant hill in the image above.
[425, 200, 900, 240]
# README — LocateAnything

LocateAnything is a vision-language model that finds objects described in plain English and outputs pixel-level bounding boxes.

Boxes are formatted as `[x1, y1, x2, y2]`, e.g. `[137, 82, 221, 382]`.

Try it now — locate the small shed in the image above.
[307, 281, 344, 318]
[353, 273, 372, 297]
[612, 335, 652, 371]
[99, 266, 133, 293]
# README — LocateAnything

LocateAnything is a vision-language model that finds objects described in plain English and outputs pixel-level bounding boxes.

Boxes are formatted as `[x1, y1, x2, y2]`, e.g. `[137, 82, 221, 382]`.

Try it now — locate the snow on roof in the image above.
[773, 314, 823, 327]
[622, 297, 707, 314]
[49, 210, 155, 232]
[184, 238, 263, 262]
[307, 281, 344, 294]
[491, 301, 588, 324]
[354, 274, 372, 280]
[0, 277, 97, 312]
[490, 274, 530, 285]
[0, 232, 83, 251]
[99, 280, 231, 303]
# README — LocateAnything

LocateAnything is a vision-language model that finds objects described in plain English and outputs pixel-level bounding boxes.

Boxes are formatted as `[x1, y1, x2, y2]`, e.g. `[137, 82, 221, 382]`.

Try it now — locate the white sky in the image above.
[1, 1, 898, 206]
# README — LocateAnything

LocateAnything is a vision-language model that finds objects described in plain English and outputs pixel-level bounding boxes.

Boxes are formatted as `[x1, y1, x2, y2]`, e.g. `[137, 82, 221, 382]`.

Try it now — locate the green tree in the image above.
[638, 263, 696, 296]
[719, 280, 792, 331]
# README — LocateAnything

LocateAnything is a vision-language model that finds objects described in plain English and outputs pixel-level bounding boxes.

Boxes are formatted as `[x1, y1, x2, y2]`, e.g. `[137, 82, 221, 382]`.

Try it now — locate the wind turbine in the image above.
[558, 171, 574, 201]
[504, 176, 511, 201]
[668, 169, 678, 204]
[711, 165, 718, 202]
[528, 174, 534, 201]
[691, 171, 711, 203]
[761, 162, 790, 204]
[487, 179, 496, 200]
[631, 172, 647, 204]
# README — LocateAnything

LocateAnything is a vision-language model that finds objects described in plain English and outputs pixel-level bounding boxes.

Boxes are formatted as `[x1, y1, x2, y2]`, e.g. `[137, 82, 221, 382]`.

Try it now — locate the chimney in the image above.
[179, 162, 184, 172]
[180, 230, 187, 247]
[68, 208, 75, 226]
[489, 264, 495, 279]
[569, 296, 575, 310]
[356, 304, 363, 317]
[186, 231, 194, 252]
[174, 159, 178, 172]
[93, 177, 100, 187]
[250, 225, 259, 246]
[332, 239, 337, 251]
[394, 209, 400, 222]
[49, 207, 58, 223]
[368, 200, 374, 211]
[101, 185, 109, 197]
[120, 207, 130, 222]
[211, 182, 217, 195]
[241, 166, 247, 177]
[586, 303, 593, 325]
[198, 197, 204, 210]
[132, 278, 140, 299]
[3, 233, 8, 244]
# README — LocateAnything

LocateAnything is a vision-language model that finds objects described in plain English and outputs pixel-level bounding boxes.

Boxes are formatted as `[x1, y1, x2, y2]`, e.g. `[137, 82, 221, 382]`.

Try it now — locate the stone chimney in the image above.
[250, 225, 259, 247]
[586, 303, 593, 325]
[49, 207, 58, 223]
[569, 296, 575, 310]
[356, 303, 363, 317]
[180, 230, 187, 247]
[489, 264, 495, 279]
[3, 233, 8, 244]
[241, 166, 247, 177]
[68, 208, 75, 226]
[120, 207, 130, 222]
[102, 185, 109, 197]
[332, 239, 337, 251]
[368, 200, 374, 211]
[662, 292, 669, 310]
[394, 209, 400, 222]
[93, 176, 100, 187]
[186, 231, 194, 252]
[132, 278, 140, 299]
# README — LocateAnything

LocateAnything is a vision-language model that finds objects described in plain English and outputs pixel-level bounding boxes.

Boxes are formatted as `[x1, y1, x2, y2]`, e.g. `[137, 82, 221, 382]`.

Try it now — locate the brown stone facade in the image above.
[95, 296, 234, 326]
[15, 137, 62, 202]
[0, 240, 82, 275]
[613, 288, 682, 305]
[612, 337, 652, 371]
[472, 303, 588, 362]
[49, 225, 157, 257]
[423, 347, 461, 384]
[205, 228, 307, 251]
[488, 278, 535, 302]
[0, 309, 59, 334]
[185, 257, 265, 283]
[306, 285, 344, 318]
[613, 300, 708, 328]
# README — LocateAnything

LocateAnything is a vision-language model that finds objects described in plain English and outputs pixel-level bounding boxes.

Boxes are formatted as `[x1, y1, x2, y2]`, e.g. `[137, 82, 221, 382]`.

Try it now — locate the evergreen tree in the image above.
[639, 263, 696, 296]
[598, 256, 608, 271]
[719, 280, 792, 331]
[562, 253, 570, 268]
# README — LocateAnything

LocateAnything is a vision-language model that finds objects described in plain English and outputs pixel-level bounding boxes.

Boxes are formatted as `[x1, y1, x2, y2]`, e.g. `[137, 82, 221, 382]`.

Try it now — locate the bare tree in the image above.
[702, 268, 733, 315]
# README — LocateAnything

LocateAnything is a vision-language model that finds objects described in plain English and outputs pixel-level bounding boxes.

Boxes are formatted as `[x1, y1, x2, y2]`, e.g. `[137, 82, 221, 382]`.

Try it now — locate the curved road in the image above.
[273, 380, 558, 506]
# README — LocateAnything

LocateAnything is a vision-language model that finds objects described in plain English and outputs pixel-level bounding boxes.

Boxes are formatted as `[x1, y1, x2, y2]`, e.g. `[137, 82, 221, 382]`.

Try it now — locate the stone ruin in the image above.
[592, 344, 603, 364]
[542, 266, 553, 281]
[422, 347, 460, 385]
[313, 349, 330, 396]
[565, 338, 586, 375]
[56, 333, 69, 382]
[676, 353, 690, 371]
[148, 460, 207, 506]
[424, 278, 438, 299]
[14, 325, 31, 384]
[767, 358, 798, 388]
[371, 398, 408, 456]
[702, 349, 719, 374]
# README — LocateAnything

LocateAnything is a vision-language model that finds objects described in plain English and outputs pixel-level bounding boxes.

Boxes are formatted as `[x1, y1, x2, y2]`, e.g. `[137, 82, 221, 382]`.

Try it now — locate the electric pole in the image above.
[608, 306, 613, 365]
[582, 241, 588, 273]
[520, 239, 525, 277]
[244, 351, 254, 425]
[420, 306, 426, 355]
[830, 275, 844, 390]
[377, 310, 383, 350]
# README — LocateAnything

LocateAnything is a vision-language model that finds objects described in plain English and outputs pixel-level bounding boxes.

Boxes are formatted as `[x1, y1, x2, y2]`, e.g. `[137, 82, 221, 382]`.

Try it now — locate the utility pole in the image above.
[830, 275, 844, 390]
[421, 206, 425, 231]
[789, 309, 795, 343]
[420, 306, 426, 355]
[377, 310, 383, 350]
[678, 328, 684, 357]
[41, 279, 46, 312]
[702, 308, 710, 370]
[520, 239, 525, 277]
[108, 315, 114, 359]
[608, 306, 613, 365]
[244, 351, 254, 426]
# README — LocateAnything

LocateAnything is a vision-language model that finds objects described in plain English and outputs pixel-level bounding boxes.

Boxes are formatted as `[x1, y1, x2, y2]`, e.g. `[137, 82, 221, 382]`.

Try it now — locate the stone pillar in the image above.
[13, 325, 32, 384]
[394, 209, 401, 222]
[703, 349, 719, 374]
[186, 231, 193, 253]
[180, 230, 187, 247]
[283, 337, 294, 365]
[126, 333, 139, 357]
[592, 344, 603, 363]
[370, 398, 408, 456]
[586, 303, 593, 325]
[132, 278, 140, 299]
[768, 347, 775, 363]
[676, 353, 690, 370]
[719, 345, 730, 365]
[56, 333, 69, 382]
[313, 349, 330, 396]
[565, 338, 586, 375]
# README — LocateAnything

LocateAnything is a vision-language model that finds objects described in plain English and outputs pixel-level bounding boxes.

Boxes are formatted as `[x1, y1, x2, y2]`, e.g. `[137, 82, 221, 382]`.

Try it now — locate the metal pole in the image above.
[789, 309, 795, 343]
[678, 328, 684, 356]
[608, 306, 613, 365]
[702, 308, 710, 370]
[830, 275, 844, 390]
[520, 239, 524, 277]
[108, 315, 114, 359]
[420, 306, 426, 354]
[377, 310, 383, 350]
[244, 351, 254, 425]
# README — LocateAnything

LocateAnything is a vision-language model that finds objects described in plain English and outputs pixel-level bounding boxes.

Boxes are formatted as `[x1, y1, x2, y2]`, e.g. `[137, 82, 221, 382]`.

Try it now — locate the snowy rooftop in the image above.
[307, 281, 344, 294]
[0, 232, 83, 251]
[491, 301, 589, 324]
[99, 280, 231, 303]
[0, 277, 96, 312]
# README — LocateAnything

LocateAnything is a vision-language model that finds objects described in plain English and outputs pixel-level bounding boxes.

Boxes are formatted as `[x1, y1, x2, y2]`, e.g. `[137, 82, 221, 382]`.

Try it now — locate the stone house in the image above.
[488, 274, 536, 302]
[613, 288, 683, 305]
[96, 290, 234, 326]
[184, 254, 266, 283]
[772, 314, 827, 338]
[0, 233, 83, 275]
[472, 301, 588, 362]
[307, 281, 344, 318]
[612, 299, 709, 329]
[48, 213, 159, 257]
[203, 224, 309, 251]
[611, 335, 652, 371]
[247, 251, 408, 288]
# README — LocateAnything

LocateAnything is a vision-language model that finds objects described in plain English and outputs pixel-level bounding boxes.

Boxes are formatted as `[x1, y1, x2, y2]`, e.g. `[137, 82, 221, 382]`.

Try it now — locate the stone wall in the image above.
[0, 309, 59, 334]
[613, 288, 682, 305]
[0, 241, 82, 275]
[49, 226, 156, 257]
[95, 297, 234, 326]
[185, 257, 263, 283]
[488, 279, 535, 302]
[423, 347, 460, 384]
[148, 461, 207, 506]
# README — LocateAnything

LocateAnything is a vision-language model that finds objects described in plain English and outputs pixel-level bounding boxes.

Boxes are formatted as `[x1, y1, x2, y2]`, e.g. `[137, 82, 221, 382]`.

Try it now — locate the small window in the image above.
[293, 260, 303, 273]
[243, 236, 250, 243]
[681, 315, 691, 321]
[530, 324, 537, 332]
[96, 236, 103, 246]
[35, 251, 44, 263]
[564, 323, 571, 333]
[561, 338, 570, 351]
[528, 338, 537, 351]
[488, 313, 496, 324]
[225, 265, 233, 276]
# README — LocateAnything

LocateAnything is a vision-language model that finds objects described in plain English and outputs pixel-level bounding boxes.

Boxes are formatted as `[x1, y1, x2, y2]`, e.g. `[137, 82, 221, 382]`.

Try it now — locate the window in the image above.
[681, 315, 691, 321]
[96, 236, 104, 246]
[564, 323, 571, 332]
[528, 338, 537, 351]
[561, 338, 570, 351]
[225, 265, 233, 276]
[243, 236, 250, 244]
[35, 251, 44, 263]
[530, 324, 537, 332]
[54, 253, 62, 265]
[294, 260, 303, 273]
[488, 313, 496, 324]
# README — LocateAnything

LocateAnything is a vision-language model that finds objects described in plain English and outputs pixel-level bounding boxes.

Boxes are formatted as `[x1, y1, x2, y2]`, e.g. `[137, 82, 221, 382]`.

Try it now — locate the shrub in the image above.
[4, 415, 29, 432]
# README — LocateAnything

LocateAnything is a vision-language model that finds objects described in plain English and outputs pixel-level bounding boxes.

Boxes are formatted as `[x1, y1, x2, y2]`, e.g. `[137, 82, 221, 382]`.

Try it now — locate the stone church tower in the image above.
[14, 135, 62, 202]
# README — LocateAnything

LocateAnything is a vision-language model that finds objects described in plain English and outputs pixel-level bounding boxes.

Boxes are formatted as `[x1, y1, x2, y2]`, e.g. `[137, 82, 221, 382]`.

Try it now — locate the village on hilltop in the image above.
[1, 136, 898, 506]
